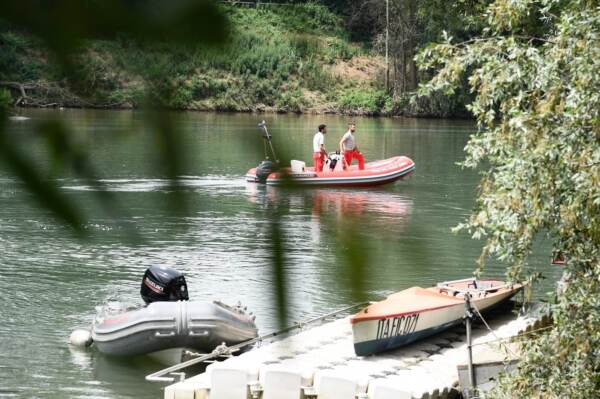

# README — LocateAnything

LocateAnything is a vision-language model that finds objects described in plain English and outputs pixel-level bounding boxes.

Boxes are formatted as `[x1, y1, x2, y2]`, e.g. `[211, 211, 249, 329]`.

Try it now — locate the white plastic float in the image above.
[162, 304, 545, 399]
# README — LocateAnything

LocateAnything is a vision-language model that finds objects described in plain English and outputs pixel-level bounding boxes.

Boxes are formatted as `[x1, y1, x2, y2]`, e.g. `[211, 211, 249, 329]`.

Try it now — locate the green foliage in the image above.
[0, 30, 44, 81]
[291, 33, 322, 58]
[276, 88, 308, 113]
[106, 85, 144, 107]
[189, 75, 229, 99]
[323, 37, 362, 63]
[263, 2, 346, 37]
[339, 88, 390, 115]
[416, 0, 600, 396]
[298, 58, 335, 92]
[0, 88, 12, 110]
[0, 0, 229, 72]
[0, 0, 232, 230]
[0, 3, 379, 113]
[406, 87, 470, 117]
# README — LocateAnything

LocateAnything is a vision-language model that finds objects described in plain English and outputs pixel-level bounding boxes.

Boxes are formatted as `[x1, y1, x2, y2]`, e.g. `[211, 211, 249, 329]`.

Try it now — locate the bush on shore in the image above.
[338, 88, 390, 115]
[0, 3, 462, 117]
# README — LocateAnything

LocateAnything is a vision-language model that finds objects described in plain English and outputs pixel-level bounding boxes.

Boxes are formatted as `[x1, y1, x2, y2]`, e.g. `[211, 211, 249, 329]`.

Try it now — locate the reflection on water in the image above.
[247, 186, 413, 245]
[0, 109, 560, 399]
[310, 189, 412, 220]
[247, 185, 412, 218]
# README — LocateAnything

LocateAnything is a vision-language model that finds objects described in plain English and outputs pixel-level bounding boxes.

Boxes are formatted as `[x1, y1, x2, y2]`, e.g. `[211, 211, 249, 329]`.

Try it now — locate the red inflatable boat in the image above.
[246, 121, 415, 187]
[246, 155, 415, 187]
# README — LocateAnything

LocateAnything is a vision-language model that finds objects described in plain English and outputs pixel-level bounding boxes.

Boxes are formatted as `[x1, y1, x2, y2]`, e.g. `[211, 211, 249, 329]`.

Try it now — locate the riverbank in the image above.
[0, 4, 467, 118]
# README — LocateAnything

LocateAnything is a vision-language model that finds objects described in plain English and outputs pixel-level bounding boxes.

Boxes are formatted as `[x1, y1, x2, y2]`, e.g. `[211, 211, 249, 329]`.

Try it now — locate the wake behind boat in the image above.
[351, 278, 524, 356]
[246, 121, 415, 187]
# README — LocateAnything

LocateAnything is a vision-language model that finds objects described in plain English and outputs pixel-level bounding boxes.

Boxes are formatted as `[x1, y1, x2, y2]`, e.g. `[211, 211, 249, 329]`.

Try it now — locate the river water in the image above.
[0, 109, 558, 398]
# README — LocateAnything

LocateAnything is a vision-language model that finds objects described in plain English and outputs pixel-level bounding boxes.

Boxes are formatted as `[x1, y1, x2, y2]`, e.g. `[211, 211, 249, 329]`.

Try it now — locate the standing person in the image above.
[339, 122, 365, 170]
[312, 124, 328, 172]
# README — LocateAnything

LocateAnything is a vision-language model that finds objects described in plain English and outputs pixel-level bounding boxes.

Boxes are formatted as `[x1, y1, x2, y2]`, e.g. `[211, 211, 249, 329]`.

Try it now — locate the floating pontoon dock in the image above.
[160, 304, 546, 399]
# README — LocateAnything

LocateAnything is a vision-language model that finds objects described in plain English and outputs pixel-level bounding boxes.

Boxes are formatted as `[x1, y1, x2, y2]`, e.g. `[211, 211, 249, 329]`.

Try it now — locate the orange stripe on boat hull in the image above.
[350, 279, 524, 355]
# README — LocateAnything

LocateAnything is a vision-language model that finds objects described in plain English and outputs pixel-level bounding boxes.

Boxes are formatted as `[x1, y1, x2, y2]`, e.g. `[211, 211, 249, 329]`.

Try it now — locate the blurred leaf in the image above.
[0, 111, 84, 232]
[145, 108, 188, 216]
[268, 211, 288, 329]
[255, 120, 296, 328]
[335, 217, 368, 303]
[0, 0, 231, 237]
[37, 117, 141, 241]
[0, 0, 229, 82]
[0, 0, 228, 54]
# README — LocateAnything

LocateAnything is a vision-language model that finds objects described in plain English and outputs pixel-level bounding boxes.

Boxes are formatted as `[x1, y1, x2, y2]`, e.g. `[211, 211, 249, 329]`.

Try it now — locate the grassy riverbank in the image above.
[0, 4, 404, 115]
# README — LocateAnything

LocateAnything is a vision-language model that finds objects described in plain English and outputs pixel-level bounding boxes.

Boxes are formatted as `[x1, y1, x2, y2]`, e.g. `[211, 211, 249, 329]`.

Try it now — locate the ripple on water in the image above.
[2, 112, 560, 399]
[62, 176, 247, 194]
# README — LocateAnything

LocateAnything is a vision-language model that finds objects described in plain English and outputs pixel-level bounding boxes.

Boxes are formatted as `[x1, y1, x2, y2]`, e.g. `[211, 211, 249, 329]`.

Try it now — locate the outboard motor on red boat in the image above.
[255, 159, 276, 183]
[327, 151, 343, 171]
[253, 121, 279, 183]
[140, 265, 189, 304]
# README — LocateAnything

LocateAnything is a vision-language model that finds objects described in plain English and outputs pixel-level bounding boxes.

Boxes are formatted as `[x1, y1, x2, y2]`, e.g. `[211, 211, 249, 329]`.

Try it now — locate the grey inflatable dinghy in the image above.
[92, 300, 257, 357]
[83, 265, 258, 358]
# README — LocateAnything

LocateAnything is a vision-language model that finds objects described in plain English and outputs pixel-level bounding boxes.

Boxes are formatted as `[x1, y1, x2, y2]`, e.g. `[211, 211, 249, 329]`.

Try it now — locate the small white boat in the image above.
[351, 278, 524, 356]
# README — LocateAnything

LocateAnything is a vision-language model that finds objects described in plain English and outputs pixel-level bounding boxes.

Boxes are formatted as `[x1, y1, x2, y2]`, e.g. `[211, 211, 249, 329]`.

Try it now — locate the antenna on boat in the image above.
[258, 120, 278, 163]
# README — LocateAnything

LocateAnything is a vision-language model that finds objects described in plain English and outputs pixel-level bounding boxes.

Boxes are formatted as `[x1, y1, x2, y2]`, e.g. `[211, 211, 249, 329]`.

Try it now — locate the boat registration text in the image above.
[376, 313, 420, 340]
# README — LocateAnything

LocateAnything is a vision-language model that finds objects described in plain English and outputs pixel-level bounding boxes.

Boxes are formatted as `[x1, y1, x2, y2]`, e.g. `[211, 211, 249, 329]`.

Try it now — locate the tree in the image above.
[344, 0, 487, 115]
[416, 0, 599, 396]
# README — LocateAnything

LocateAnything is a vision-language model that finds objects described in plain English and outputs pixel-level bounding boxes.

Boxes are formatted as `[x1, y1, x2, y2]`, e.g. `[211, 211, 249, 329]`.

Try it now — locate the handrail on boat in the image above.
[436, 277, 515, 295]
[437, 283, 515, 294]
[437, 277, 476, 285]
[145, 301, 370, 383]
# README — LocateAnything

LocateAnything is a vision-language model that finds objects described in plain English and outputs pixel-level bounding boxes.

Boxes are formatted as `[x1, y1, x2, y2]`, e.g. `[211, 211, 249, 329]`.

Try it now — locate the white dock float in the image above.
[164, 305, 544, 399]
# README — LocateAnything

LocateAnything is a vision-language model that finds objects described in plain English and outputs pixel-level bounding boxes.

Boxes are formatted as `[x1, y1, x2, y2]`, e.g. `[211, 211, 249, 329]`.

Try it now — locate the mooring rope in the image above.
[469, 301, 531, 358]
[469, 324, 554, 349]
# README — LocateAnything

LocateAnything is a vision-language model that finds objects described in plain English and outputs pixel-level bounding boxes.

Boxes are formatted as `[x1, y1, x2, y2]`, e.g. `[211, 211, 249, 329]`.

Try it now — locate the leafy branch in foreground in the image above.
[0, 0, 228, 231]
[415, 0, 599, 396]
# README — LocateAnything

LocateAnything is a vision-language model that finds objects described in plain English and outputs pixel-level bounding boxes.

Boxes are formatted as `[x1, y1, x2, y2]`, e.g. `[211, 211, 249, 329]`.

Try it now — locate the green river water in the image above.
[0, 109, 559, 398]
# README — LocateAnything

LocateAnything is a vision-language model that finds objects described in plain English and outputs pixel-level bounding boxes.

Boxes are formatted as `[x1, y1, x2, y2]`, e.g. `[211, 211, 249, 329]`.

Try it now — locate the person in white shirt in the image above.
[312, 124, 327, 172]
[339, 122, 365, 170]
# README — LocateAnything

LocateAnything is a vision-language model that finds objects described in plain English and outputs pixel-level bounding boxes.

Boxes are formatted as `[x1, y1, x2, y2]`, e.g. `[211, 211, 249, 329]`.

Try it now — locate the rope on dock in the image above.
[469, 301, 552, 356]
[469, 325, 554, 348]
[469, 301, 519, 358]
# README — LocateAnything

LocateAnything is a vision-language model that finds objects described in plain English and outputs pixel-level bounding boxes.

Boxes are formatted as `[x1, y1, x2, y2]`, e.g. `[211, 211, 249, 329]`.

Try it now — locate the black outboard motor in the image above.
[256, 160, 276, 183]
[140, 265, 189, 304]
[254, 121, 279, 183]
[328, 151, 342, 171]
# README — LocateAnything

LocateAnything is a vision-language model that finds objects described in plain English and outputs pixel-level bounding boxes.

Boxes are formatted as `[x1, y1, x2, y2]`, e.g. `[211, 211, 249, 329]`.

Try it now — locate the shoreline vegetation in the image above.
[0, 3, 468, 118]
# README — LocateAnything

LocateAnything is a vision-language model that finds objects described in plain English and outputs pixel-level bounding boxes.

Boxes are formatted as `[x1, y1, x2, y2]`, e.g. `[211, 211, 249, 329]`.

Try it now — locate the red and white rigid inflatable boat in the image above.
[246, 155, 415, 187]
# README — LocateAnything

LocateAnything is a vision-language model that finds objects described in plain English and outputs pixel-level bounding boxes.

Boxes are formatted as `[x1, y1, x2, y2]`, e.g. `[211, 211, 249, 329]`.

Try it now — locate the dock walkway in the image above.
[164, 305, 545, 399]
